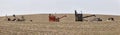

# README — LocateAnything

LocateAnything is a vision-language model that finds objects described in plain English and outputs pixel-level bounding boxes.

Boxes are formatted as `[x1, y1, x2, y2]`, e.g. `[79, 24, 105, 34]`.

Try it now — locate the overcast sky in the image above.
[0, 0, 120, 16]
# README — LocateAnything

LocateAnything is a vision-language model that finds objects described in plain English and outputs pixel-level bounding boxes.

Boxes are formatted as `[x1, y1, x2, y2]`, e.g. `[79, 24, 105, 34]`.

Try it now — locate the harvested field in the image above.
[0, 14, 120, 35]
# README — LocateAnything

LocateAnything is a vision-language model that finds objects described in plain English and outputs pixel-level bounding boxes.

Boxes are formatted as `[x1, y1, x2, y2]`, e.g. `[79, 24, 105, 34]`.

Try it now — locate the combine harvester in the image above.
[6, 14, 25, 21]
[75, 10, 115, 22]
[49, 14, 67, 22]
[75, 10, 103, 22]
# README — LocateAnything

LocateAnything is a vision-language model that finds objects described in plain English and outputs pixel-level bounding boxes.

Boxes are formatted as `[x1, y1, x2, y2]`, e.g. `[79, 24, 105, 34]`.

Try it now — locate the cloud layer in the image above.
[0, 0, 119, 16]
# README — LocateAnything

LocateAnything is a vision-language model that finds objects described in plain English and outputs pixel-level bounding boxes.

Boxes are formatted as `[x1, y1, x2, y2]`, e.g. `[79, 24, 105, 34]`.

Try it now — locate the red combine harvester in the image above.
[49, 14, 67, 22]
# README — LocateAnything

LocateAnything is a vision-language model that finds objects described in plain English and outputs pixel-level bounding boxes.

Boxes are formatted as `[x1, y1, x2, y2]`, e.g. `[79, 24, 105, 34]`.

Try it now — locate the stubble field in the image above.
[0, 14, 120, 35]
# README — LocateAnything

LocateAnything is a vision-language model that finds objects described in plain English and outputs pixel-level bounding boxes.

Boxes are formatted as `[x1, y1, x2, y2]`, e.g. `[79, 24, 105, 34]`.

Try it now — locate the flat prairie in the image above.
[0, 14, 120, 35]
